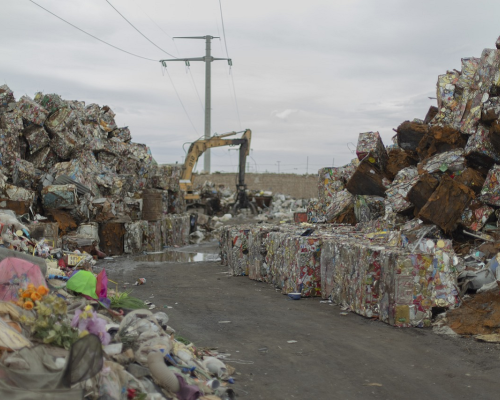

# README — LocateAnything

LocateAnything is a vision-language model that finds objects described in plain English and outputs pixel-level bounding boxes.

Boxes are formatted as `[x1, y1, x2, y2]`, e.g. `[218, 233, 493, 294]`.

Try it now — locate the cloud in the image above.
[271, 109, 300, 121]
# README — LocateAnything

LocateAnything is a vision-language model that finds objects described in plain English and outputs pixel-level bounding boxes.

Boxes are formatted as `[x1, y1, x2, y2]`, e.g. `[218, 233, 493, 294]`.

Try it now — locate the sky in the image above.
[2, 0, 500, 175]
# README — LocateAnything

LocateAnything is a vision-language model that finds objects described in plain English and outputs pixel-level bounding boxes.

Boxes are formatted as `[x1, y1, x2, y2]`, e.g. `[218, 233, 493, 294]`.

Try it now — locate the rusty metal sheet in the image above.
[47, 209, 77, 235]
[0, 199, 31, 215]
[99, 222, 125, 256]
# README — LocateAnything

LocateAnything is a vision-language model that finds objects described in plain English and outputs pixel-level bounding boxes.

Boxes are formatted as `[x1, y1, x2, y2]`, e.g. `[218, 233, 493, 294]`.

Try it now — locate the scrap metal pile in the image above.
[221, 37, 500, 330]
[0, 86, 191, 257]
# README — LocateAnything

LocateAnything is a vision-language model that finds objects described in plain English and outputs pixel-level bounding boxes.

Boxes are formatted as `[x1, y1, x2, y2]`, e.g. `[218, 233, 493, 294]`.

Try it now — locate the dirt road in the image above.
[101, 241, 500, 400]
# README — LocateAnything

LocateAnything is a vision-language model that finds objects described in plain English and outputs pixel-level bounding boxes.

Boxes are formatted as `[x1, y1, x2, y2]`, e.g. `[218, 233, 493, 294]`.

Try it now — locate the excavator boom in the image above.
[181, 129, 251, 183]
[180, 129, 252, 208]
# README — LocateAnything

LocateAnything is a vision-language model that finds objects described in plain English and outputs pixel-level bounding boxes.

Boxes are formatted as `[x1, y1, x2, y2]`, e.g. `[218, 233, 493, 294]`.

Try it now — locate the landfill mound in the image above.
[445, 291, 500, 335]
[221, 36, 500, 330]
[0, 86, 191, 258]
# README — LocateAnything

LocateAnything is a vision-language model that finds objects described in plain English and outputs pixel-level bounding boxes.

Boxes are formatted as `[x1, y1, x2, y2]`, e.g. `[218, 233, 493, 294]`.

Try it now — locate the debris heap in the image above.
[0, 257, 237, 399]
[221, 36, 500, 328]
[0, 87, 190, 255]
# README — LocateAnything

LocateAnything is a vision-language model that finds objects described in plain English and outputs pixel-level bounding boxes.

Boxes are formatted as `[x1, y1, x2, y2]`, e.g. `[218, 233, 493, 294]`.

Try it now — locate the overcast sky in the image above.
[2, 0, 500, 174]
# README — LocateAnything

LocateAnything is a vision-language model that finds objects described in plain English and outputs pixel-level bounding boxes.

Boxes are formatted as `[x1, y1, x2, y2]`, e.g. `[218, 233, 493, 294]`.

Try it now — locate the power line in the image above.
[105, 0, 177, 58]
[162, 66, 199, 135]
[218, 0, 242, 129]
[229, 69, 242, 129]
[28, 0, 158, 62]
[218, 0, 230, 58]
[187, 67, 205, 111]
[142, 9, 173, 40]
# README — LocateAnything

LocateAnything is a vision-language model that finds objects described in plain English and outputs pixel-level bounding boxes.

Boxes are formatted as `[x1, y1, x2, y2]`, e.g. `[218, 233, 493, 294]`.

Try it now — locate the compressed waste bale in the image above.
[23, 125, 50, 154]
[306, 199, 325, 223]
[0, 122, 21, 176]
[99, 106, 118, 132]
[27, 147, 59, 171]
[418, 175, 475, 233]
[51, 152, 101, 196]
[281, 236, 322, 297]
[454, 167, 485, 194]
[464, 124, 500, 169]
[33, 92, 67, 114]
[346, 156, 387, 197]
[0, 84, 15, 114]
[417, 148, 465, 175]
[353, 195, 385, 223]
[355, 131, 388, 171]
[44, 107, 76, 134]
[226, 227, 250, 276]
[0, 184, 35, 215]
[319, 234, 459, 327]
[150, 164, 182, 191]
[437, 50, 495, 134]
[384, 167, 419, 214]
[316, 163, 357, 203]
[41, 184, 78, 209]
[167, 190, 185, 214]
[317, 167, 345, 201]
[49, 129, 79, 159]
[324, 190, 355, 223]
[406, 173, 440, 214]
[97, 151, 117, 171]
[45, 108, 80, 159]
[417, 125, 467, 161]
[125, 197, 143, 221]
[124, 220, 148, 254]
[145, 220, 162, 252]
[479, 164, 500, 206]
[12, 159, 41, 190]
[16, 95, 48, 125]
[460, 199, 494, 232]
[90, 197, 129, 223]
[95, 173, 132, 198]
[248, 225, 275, 281]
[108, 126, 131, 142]
[481, 97, 500, 122]
[162, 214, 190, 247]
[396, 121, 428, 151]
[431, 58, 479, 129]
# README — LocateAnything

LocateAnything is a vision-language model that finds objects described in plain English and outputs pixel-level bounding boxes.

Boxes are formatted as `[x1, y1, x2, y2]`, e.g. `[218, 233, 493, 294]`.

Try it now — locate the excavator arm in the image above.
[181, 129, 251, 183]
[180, 129, 252, 204]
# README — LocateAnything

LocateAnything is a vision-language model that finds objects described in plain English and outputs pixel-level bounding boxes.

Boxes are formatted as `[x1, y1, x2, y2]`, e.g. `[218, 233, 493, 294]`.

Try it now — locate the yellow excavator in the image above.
[180, 129, 256, 213]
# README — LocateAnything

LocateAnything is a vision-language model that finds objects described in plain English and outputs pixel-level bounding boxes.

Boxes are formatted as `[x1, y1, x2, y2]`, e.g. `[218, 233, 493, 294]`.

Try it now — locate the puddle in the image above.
[135, 250, 221, 263]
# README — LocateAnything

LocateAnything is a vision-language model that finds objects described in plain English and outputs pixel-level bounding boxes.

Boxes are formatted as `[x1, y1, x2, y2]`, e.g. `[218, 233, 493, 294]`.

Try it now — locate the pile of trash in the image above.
[221, 36, 500, 330]
[0, 252, 237, 399]
[0, 86, 192, 261]
[252, 192, 308, 222]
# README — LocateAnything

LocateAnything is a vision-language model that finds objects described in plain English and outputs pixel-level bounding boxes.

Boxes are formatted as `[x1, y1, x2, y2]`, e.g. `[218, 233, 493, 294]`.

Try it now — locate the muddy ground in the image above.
[100, 240, 500, 400]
